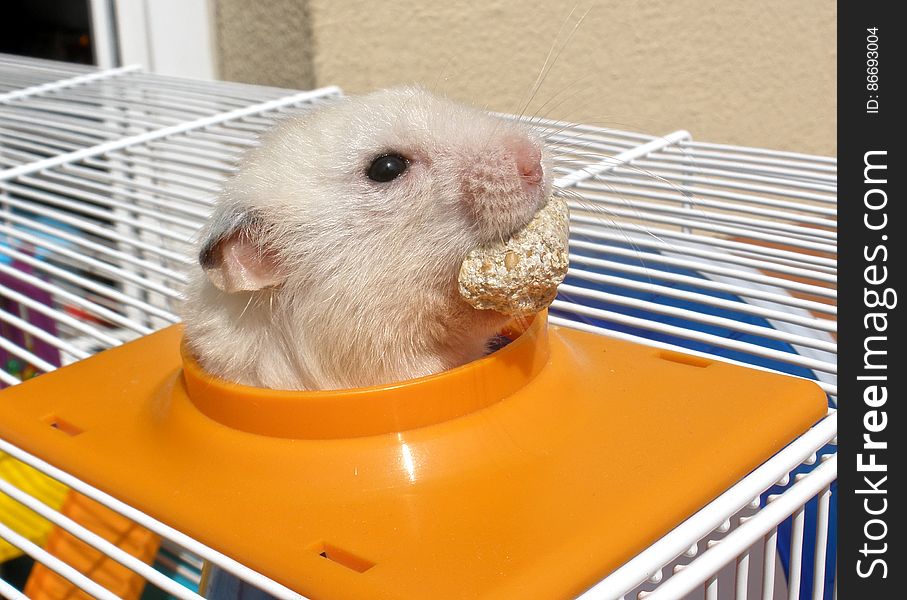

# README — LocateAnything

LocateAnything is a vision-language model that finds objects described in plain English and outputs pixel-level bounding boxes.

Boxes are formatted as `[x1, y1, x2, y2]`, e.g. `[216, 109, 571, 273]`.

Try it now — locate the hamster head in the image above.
[182, 86, 552, 391]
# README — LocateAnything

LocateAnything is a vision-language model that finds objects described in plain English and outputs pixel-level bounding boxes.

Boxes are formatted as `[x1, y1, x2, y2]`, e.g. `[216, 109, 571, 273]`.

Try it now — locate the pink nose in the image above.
[508, 137, 543, 186]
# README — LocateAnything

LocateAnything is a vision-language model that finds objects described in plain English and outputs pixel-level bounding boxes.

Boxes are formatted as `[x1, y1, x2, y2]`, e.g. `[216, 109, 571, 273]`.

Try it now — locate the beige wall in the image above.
[213, 1, 836, 156]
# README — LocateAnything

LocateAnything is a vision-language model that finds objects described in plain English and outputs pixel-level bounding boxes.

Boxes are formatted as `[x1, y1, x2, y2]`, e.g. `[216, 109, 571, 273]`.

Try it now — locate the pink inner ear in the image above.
[205, 234, 286, 293]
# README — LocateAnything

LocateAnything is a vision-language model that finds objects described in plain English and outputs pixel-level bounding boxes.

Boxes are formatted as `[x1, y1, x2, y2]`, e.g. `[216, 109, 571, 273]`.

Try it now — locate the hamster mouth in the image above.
[457, 196, 569, 316]
[506, 188, 551, 240]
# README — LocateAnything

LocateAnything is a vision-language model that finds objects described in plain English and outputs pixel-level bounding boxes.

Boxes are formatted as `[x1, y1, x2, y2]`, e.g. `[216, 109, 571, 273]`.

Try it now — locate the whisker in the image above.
[515, 5, 579, 118]
[555, 187, 656, 284]
[559, 182, 686, 257]
[431, 53, 462, 96]
[238, 293, 256, 322]
[545, 133, 712, 231]
[526, 73, 597, 129]
[518, 5, 592, 120]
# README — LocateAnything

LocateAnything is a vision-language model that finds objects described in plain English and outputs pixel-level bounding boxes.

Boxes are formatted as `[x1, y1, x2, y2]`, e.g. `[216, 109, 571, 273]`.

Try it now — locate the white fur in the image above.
[181, 87, 551, 390]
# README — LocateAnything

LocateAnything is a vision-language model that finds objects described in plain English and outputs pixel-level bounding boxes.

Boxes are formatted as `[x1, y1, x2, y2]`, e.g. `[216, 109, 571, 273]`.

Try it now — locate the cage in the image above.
[0, 54, 836, 600]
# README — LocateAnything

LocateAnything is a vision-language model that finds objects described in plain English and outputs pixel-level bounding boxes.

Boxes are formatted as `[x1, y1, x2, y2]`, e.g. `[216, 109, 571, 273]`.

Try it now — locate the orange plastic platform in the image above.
[0, 315, 826, 599]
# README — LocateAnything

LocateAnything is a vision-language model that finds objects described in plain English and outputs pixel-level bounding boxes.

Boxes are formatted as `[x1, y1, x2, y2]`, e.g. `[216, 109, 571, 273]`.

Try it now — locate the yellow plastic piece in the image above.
[0, 453, 68, 562]
[0, 314, 826, 599]
[24, 491, 160, 600]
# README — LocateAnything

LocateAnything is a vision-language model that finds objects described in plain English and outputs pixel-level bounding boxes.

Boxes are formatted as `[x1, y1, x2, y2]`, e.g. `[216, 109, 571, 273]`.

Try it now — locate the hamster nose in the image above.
[507, 136, 543, 187]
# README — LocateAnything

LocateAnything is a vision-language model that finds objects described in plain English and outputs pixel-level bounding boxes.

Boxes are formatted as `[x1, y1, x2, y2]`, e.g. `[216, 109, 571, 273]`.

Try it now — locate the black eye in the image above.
[367, 154, 408, 182]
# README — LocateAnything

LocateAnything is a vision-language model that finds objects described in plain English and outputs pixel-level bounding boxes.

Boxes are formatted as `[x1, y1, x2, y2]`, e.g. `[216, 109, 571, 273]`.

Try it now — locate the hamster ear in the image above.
[198, 211, 287, 293]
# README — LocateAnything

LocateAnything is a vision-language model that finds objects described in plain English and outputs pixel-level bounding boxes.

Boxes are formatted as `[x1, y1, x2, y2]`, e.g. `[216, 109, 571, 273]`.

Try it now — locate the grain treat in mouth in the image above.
[458, 196, 569, 316]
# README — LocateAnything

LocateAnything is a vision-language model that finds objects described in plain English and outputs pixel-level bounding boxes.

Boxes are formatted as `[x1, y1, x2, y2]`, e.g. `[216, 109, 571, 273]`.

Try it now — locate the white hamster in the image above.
[181, 87, 552, 391]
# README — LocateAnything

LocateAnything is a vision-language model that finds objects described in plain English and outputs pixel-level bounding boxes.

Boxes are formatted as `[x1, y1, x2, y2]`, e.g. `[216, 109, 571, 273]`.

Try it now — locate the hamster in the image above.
[181, 86, 552, 391]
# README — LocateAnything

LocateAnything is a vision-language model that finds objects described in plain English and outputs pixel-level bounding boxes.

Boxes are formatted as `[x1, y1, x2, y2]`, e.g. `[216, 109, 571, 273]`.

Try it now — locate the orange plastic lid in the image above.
[0, 314, 826, 599]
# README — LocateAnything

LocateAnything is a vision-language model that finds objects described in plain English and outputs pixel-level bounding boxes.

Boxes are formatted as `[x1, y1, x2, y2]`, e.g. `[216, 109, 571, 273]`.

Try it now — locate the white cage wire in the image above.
[0, 54, 836, 600]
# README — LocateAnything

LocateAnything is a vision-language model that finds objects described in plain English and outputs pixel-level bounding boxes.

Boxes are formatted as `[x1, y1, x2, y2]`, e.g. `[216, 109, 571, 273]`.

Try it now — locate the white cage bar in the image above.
[0, 55, 836, 600]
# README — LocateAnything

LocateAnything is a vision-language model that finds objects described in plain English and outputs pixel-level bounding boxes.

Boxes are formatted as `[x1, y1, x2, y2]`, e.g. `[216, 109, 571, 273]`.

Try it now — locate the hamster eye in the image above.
[367, 154, 408, 182]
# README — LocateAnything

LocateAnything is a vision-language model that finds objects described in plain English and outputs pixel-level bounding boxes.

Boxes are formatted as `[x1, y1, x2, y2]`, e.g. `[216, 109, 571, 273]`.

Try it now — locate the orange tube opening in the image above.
[180, 312, 550, 438]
